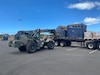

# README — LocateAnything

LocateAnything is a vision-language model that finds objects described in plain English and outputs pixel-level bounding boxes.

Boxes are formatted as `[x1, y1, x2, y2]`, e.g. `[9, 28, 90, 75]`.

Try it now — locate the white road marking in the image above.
[89, 50, 97, 54]
[67, 48, 78, 51]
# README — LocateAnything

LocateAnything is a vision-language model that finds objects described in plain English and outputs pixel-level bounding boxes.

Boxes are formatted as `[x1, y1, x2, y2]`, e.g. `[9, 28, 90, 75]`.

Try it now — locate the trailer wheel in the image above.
[18, 46, 26, 52]
[47, 41, 54, 49]
[55, 41, 59, 46]
[60, 41, 66, 47]
[97, 43, 100, 50]
[66, 41, 71, 46]
[86, 42, 96, 50]
[26, 41, 37, 53]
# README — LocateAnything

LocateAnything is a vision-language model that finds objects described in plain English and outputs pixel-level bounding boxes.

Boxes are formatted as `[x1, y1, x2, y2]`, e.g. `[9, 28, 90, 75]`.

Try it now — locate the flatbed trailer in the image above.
[55, 38, 84, 46]
[55, 24, 100, 50]
[54, 38, 100, 50]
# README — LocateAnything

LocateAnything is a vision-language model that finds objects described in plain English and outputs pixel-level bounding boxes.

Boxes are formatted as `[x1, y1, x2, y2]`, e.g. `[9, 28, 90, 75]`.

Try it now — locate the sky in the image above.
[0, 0, 100, 34]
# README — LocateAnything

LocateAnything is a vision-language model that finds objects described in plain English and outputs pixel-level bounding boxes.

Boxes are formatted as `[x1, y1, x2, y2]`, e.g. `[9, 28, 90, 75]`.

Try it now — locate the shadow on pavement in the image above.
[9, 48, 50, 55]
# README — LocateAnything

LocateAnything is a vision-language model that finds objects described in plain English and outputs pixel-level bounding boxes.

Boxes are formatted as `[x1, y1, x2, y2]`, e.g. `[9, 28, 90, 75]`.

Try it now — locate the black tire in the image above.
[55, 41, 59, 46]
[86, 42, 96, 50]
[97, 43, 100, 50]
[60, 41, 66, 47]
[8, 41, 13, 47]
[41, 45, 45, 49]
[66, 41, 71, 46]
[47, 41, 54, 49]
[9, 44, 11, 47]
[18, 46, 26, 52]
[26, 41, 37, 53]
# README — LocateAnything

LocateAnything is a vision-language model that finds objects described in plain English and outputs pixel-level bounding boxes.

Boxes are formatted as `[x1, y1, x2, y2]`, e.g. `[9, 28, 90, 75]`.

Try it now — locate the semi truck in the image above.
[54, 23, 100, 50]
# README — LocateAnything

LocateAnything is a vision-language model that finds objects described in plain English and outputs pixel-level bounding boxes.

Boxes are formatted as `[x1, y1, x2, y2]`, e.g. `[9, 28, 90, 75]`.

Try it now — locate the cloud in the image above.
[68, 1, 100, 10]
[84, 17, 100, 25]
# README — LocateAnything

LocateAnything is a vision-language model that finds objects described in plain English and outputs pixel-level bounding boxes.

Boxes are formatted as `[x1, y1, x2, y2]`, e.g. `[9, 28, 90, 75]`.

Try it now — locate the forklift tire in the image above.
[18, 46, 26, 52]
[41, 45, 45, 49]
[86, 42, 96, 50]
[26, 41, 37, 53]
[8, 41, 13, 47]
[97, 43, 100, 50]
[47, 41, 54, 49]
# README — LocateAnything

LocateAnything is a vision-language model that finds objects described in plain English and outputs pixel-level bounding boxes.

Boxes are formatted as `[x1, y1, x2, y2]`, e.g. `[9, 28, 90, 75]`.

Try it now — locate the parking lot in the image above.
[0, 41, 100, 75]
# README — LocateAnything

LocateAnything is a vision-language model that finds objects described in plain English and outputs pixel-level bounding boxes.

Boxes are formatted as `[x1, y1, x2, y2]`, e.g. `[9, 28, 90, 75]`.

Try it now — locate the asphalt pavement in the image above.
[0, 41, 100, 75]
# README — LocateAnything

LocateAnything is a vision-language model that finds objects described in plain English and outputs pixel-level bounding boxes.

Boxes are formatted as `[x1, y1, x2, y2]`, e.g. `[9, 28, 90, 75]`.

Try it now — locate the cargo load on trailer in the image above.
[56, 26, 67, 38]
[67, 23, 86, 40]
[55, 23, 87, 47]
[54, 23, 100, 50]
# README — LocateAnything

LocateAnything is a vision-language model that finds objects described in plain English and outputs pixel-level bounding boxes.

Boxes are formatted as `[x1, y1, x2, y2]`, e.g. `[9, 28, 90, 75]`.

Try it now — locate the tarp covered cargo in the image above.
[67, 23, 87, 40]
[57, 26, 67, 30]
[56, 26, 67, 38]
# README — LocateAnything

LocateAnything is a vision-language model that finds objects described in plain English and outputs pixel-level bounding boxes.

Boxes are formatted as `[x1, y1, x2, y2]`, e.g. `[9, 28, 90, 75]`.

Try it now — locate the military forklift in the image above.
[8, 29, 55, 53]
